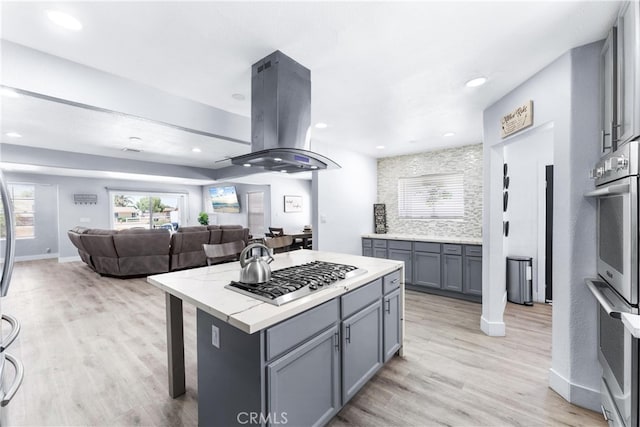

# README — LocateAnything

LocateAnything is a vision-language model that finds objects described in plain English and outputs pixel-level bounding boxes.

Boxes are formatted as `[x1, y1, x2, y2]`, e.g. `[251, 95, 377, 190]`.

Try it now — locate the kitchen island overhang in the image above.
[147, 249, 405, 426]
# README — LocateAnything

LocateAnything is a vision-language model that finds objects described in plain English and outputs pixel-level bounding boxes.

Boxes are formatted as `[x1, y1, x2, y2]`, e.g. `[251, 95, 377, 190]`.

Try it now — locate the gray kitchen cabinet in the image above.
[383, 288, 401, 362]
[442, 254, 463, 292]
[372, 239, 387, 259]
[362, 237, 481, 301]
[387, 241, 412, 285]
[362, 238, 373, 257]
[463, 256, 483, 296]
[267, 325, 341, 427]
[413, 251, 441, 289]
[616, 0, 640, 144]
[342, 300, 383, 404]
[600, 27, 618, 153]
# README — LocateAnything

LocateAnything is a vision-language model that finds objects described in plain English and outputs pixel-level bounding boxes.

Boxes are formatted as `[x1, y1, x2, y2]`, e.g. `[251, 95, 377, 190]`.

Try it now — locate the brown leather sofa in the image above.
[168, 225, 249, 271]
[68, 225, 249, 277]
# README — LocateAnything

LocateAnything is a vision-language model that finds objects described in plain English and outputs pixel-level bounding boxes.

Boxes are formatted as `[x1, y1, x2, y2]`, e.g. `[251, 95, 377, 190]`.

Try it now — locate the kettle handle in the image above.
[239, 243, 274, 267]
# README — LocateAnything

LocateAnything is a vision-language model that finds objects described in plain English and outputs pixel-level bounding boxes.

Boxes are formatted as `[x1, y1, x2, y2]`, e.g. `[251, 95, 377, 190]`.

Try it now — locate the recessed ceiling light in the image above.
[465, 76, 488, 88]
[129, 136, 142, 143]
[376, 145, 385, 150]
[192, 147, 202, 153]
[280, 170, 287, 173]
[122, 147, 142, 153]
[243, 163, 251, 168]
[46, 10, 83, 31]
[1, 88, 20, 98]
[310, 165, 318, 170]
[232, 93, 245, 101]
[443, 132, 456, 137]
[315, 122, 328, 129]
[274, 157, 282, 162]
[5, 132, 22, 138]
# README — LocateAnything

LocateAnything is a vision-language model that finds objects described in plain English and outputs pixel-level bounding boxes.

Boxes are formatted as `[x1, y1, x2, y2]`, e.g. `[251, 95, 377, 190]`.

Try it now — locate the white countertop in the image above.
[622, 313, 640, 338]
[361, 233, 482, 245]
[147, 250, 403, 334]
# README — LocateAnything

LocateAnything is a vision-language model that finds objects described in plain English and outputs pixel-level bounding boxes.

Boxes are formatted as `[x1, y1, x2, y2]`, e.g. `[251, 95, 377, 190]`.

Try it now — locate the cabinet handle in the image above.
[602, 128, 612, 152]
[345, 325, 351, 344]
[334, 331, 339, 351]
[391, 278, 399, 284]
[385, 299, 391, 314]
[601, 405, 610, 422]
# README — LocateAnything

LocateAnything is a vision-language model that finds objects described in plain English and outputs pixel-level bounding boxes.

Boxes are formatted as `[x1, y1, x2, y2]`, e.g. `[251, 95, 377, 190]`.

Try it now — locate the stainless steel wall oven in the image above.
[586, 140, 640, 427]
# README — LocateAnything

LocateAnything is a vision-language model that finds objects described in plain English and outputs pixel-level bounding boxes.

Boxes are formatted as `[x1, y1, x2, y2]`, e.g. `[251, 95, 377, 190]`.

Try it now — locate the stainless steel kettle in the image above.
[239, 243, 274, 284]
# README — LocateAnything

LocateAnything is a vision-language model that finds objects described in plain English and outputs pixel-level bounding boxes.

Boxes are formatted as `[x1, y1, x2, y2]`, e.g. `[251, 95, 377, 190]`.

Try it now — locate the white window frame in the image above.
[108, 190, 188, 230]
[7, 183, 36, 239]
[397, 173, 465, 219]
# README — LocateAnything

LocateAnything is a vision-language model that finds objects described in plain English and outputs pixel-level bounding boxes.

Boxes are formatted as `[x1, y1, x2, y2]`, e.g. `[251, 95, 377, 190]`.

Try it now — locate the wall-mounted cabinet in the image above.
[601, 1, 640, 152]
[362, 238, 482, 302]
[616, 1, 640, 145]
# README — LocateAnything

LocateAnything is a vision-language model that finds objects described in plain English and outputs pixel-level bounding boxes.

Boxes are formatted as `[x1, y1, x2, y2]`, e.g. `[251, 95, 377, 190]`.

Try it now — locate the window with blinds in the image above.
[247, 191, 265, 236]
[398, 173, 464, 219]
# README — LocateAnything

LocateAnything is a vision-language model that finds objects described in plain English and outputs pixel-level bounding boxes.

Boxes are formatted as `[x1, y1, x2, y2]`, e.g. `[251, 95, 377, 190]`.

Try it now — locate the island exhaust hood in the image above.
[230, 51, 340, 173]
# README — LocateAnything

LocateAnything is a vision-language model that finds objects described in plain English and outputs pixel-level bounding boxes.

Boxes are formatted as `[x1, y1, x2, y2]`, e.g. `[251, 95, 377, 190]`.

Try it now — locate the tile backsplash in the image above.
[377, 143, 483, 238]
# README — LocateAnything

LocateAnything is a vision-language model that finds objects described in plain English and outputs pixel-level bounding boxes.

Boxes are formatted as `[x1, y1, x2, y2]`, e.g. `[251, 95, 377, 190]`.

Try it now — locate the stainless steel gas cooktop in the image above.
[225, 261, 367, 306]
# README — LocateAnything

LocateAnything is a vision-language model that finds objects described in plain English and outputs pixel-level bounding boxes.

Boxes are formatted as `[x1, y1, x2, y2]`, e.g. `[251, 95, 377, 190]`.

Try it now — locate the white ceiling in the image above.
[0, 1, 622, 166]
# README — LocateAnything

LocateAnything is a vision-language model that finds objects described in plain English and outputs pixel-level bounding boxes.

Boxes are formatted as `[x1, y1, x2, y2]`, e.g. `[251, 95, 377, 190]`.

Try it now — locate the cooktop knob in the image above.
[309, 284, 318, 290]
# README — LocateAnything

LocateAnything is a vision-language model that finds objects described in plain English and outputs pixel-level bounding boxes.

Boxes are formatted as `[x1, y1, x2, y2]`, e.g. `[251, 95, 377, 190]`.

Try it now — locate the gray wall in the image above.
[5, 172, 203, 260]
[377, 143, 482, 238]
[482, 41, 602, 410]
[1, 180, 59, 260]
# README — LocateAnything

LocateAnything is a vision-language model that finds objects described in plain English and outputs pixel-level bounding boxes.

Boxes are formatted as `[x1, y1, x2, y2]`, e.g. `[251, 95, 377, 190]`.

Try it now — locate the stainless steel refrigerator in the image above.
[0, 171, 24, 426]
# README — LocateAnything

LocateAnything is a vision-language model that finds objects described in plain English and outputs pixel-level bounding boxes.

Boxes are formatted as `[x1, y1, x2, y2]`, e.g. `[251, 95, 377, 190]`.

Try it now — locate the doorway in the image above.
[503, 125, 554, 303]
[545, 165, 554, 302]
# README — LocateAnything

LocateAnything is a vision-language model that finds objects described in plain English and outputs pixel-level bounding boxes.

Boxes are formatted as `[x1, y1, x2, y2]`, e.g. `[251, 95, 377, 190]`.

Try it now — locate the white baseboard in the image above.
[57, 256, 81, 263]
[480, 315, 506, 336]
[549, 368, 600, 412]
[15, 253, 59, 262]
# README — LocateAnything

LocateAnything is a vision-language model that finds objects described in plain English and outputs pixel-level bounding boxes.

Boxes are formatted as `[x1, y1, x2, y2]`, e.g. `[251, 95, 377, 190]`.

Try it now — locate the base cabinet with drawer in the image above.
[387, 240, 413, 285]
[267, 325, 341, 427]
[363, 237, 482, 302]
[197, 269, 402, 427]
[413, 242, 441, 289]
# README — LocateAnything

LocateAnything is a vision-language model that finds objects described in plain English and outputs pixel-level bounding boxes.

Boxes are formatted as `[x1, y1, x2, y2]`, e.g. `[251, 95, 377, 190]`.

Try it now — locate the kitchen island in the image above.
[147, 250, 404, 426]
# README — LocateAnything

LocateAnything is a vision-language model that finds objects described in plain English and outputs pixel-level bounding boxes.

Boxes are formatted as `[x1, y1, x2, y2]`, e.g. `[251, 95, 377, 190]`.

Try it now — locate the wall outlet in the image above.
[211, 325, 220, 348]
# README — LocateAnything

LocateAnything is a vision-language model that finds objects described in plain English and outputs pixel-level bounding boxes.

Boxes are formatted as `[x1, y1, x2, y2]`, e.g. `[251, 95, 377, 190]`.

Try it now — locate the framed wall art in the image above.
[284, 195, 303, 213]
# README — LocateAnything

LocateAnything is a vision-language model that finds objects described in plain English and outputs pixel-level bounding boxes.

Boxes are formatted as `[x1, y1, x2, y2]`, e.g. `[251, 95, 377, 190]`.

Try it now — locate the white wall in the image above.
[482, 41, 602, 410]
[503, 126, 554, 302]
[5, 172, 203, 260]
[313, 145, 377, 255]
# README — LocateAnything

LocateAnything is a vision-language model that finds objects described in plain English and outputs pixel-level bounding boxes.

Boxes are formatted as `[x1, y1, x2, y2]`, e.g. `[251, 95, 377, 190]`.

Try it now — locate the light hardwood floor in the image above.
[3, 260, 603, 426]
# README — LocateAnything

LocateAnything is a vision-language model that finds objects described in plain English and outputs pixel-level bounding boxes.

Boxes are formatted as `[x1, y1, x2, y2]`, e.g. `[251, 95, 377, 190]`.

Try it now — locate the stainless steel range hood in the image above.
[230, 51, 340, 173]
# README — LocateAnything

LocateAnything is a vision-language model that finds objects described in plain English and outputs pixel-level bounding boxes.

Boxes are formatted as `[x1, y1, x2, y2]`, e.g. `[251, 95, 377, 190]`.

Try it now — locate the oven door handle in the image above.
[584, 183, 629, 198]
[585, 278, 633, 318]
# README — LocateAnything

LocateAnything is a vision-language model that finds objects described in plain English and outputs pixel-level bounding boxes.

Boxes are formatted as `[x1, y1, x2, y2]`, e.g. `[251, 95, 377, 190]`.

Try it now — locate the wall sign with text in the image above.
[501, 100, 533, 138]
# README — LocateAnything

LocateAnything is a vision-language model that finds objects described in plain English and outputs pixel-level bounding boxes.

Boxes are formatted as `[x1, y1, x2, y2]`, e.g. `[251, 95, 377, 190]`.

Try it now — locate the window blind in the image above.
[398, 173, 464, 219]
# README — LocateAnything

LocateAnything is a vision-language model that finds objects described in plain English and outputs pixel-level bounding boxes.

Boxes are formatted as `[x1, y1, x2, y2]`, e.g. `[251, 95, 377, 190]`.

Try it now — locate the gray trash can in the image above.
[506, 256, 533, 306]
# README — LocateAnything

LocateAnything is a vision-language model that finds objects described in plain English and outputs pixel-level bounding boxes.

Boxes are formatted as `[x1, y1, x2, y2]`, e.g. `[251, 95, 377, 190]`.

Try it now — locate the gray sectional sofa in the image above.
[67, 225, 249, 277]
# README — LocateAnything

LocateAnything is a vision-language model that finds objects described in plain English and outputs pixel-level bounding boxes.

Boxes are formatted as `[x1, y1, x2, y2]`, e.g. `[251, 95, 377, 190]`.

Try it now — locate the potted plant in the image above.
[198, 212, 209, 226]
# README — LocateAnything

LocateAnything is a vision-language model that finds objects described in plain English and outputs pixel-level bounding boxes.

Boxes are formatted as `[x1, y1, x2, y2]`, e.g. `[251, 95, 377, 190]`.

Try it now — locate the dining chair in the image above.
[267, 227, 285, 237]
[264, 235, 293, 254]
[202, 241, 246, 266]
